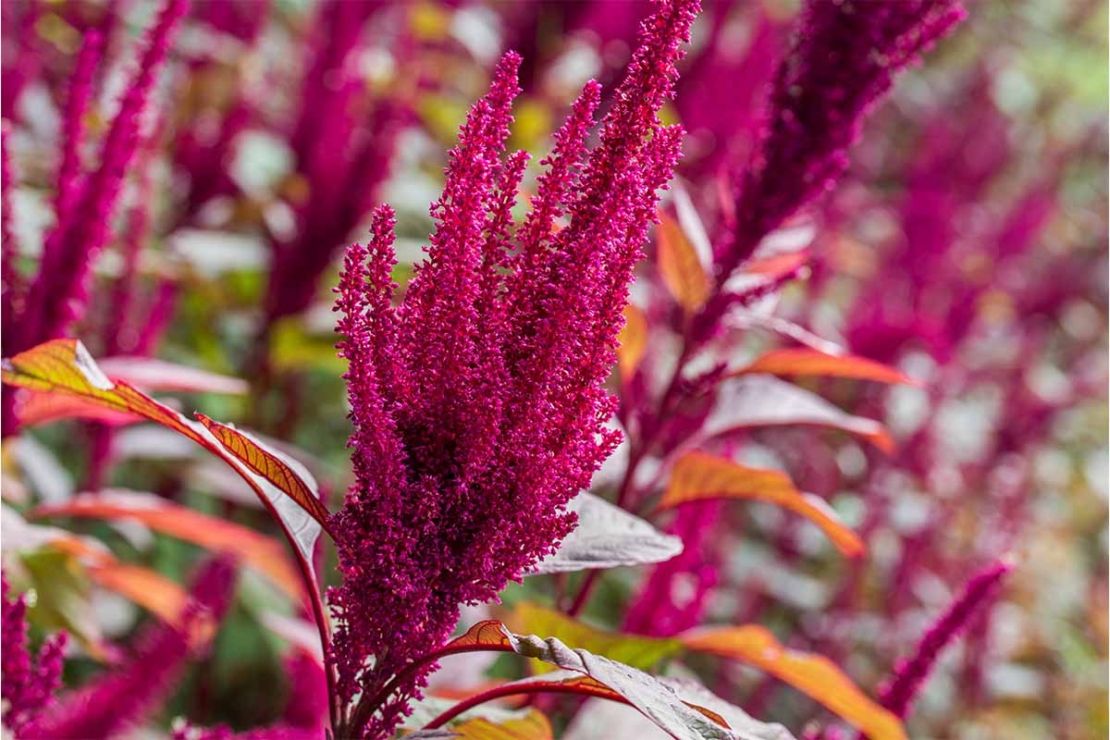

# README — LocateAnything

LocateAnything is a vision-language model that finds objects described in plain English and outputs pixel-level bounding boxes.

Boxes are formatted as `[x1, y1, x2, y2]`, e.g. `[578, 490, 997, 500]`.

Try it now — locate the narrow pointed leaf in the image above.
[195, 414, 331, 531]
[725, 312, 846, 357]
[703, 375, 894, 453]
[740, 250, 811, 279]
[732, 348, 916, 386]
[96, 356, 248, 394]
[659, 453, 863, 557]
[680, 626, 905, 740]
[528, 493, 682, 575]
[1, 340, 328, 572]
[31, 490, 303, 600]
[657, 211, 711, 312]
[616, 304, 648, 380]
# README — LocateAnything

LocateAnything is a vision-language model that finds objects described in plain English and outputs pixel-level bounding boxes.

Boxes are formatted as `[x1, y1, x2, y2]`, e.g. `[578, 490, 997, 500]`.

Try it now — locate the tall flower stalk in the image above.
[328, 0, 697, 734]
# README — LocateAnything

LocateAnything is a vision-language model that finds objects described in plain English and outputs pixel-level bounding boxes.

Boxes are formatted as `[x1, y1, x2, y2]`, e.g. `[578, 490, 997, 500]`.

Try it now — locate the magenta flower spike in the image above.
[328, 1, 698, 734]
[713, 0, 966, 287]
[1, 573, 68, 735]
[878, 558, 1014, 722]
[23, 0, 187, 349]
[54, 31, 104, 229]
[21, 556, 237, 740]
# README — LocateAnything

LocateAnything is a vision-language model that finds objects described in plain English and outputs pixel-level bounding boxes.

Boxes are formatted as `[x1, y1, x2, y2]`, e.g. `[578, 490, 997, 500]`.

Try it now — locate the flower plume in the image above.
[715, 0, 966, 281]
[878, 558, 1013, 721]
[21, 556, 236, 740]
[328, 0, 698, 735]
[1, 572, 68, 734]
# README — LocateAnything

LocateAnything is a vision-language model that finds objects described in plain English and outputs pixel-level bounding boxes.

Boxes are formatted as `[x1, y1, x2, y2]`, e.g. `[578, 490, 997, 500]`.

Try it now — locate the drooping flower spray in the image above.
[328, 0, 698, 734]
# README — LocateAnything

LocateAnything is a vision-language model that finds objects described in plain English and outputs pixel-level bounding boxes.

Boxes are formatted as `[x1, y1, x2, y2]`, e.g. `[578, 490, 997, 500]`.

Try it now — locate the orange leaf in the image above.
[32, 491, 303, 600]
[2, 340, 330, 564]
[656, 211, 711, 312]
[86, 563, 190, 624]
[451, 709, 554, 740]
[46, 536, 191, 626]
[13, 390, 144, 428]
[659, 453, 863, 557]
[681, 625, 906, 740]
[445, 619, 515, 653]
[741, 250, 811, 279]
[616, 304, 648, 380]
[195, 415, 330, 528]
[735, 348, 917, 386]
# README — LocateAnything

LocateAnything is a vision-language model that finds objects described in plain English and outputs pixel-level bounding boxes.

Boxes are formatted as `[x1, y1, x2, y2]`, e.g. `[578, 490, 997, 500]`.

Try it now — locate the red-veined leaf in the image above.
[732, 348, 916, 386]
[30, 490, 303, 600]
[703, 375, 895, 453]
[194, 414, 331, 529]
[680, 626, 905, 740]
[1, 340, 330, 569]
[659, 453, 863, 558]
[657, 211, 711, 312]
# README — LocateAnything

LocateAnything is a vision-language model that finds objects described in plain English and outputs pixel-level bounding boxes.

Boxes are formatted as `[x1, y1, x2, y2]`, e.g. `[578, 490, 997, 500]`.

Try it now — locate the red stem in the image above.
[424, 682, 632, 730]
[346, 641, 516, 733]
[566, 339, 695, 617]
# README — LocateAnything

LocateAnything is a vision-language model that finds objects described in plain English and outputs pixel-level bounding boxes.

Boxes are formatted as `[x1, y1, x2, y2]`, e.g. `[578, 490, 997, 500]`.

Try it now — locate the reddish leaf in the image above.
[1, 340, 330, 567]
[31, 491, 303, 600]
[13, 390, 144, 428]
[616, 305, 648, 380]
[657, 211, 711, 312]
[195, 415, 330, 529]
[741, 250, 811, 279]
[733, 348, 917, 386]
[681, 626, 905, 740]
[45, 536, 190, 627]
[659, 453, 863, 557]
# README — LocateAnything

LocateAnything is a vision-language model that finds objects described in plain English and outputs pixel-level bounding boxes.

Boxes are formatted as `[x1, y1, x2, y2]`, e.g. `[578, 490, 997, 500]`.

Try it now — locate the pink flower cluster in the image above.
[327, 0, 698, 734]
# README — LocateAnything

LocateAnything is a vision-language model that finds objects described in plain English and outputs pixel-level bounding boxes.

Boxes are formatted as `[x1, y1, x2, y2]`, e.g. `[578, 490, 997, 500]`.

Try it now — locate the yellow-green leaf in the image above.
[508, 602, 682, 672]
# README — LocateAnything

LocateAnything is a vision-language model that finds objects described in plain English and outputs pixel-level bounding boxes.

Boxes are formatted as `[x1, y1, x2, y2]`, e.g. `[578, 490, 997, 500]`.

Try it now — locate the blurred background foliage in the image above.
[1, 0, 1105, 738]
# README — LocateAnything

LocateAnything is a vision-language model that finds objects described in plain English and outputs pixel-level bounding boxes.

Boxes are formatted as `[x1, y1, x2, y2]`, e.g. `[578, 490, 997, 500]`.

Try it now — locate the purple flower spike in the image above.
[716, 0, 966, 282]
[25, 0, 187, 346]
[328, 1, 698, 735]
[22, 556, 236, 740]
[879, 558, 1014, 723]
[2, 573, 68, 734]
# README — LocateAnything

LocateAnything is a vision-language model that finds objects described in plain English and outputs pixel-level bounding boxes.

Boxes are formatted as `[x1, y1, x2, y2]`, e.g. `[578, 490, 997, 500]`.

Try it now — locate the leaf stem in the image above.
[346, 640, 516, 734]
[423, 683, 632, 730]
